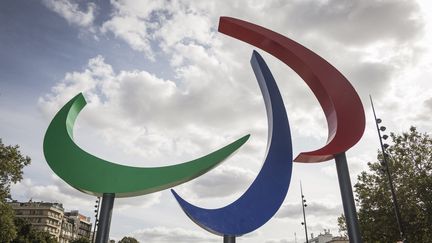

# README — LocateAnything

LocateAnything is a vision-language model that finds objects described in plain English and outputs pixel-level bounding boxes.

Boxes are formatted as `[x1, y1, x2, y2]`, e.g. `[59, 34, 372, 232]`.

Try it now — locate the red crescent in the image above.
[218, 17, 365, 162]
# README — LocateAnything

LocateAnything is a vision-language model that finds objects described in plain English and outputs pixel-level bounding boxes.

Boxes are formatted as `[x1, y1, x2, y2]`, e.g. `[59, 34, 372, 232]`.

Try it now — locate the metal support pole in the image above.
[95, 193, 115, 243]
[335, 152, 362, 243]
[223, 235, 235, 243]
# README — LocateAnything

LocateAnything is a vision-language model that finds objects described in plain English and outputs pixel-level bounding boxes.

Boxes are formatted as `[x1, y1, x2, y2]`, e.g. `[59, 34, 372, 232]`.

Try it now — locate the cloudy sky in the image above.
[1, 0, 432, 242]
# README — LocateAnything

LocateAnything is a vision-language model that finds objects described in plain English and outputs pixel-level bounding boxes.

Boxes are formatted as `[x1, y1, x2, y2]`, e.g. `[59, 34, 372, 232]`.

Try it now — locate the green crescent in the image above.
[43, 93, 250, 198]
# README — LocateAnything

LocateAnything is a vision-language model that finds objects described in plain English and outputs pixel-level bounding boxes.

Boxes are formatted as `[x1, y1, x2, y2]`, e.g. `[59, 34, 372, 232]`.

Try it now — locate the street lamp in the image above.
[370, 96, 407, 243]
[300, 182, 309, 243]
[92, 197, 101, 243]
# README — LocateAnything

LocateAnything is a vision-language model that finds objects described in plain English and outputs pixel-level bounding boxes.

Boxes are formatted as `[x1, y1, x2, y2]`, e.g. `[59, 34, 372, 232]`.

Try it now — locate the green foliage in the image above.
[28, 230, 57, 243]
[337, 214, 347, 237]
[70, 238, 91, 243]
[11, 218, 57, 243]
[0, 201, 17, 242]
[118, 236, 139, 243]
[0, 139, 31, 243]
[0, 139, 31, 200]
[0, 139, 61, 243]
[352, 127, 432, 242]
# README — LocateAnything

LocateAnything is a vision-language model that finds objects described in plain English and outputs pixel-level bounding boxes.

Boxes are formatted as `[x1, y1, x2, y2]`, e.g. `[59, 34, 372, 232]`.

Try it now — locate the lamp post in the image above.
[92, 197, 101, 243]
[370, 96, 407, 243]
[300, 182, 309, 243]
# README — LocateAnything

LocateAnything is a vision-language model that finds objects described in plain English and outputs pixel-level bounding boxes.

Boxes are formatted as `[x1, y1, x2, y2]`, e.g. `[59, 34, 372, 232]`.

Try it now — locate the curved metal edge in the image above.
[218, 16, 365, 162]
[43, 93, 250, 197]
[171, 51, 293, 236]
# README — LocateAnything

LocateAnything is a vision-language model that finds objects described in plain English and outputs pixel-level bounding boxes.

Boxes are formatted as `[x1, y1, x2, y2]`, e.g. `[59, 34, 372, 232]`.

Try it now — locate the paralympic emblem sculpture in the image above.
[172, 17, 365, 243]
[43, 16, 365, 243]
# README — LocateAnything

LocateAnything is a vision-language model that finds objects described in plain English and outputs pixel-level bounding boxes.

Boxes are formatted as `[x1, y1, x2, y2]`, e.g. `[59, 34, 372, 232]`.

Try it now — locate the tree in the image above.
[343, 127, 432, 242]
[118, 236, 139, 243]
[70, 238, 91, 243]
[0, 139, 31, 200]
[337, 214, 347, 238]
[0, 201, 17, 242]
[11, 218, 57, 243]
[0, 139, 31, 242]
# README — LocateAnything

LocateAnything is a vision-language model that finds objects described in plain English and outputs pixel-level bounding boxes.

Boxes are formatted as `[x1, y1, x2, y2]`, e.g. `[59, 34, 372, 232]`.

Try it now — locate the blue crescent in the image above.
[171, 51, 293, 236]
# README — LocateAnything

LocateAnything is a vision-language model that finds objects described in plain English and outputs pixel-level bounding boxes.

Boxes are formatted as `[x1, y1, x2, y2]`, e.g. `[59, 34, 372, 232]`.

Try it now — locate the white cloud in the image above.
[42, 0, 96, 28]
[12, 177, 93, 210]
[281, 0, 424, 45]
[38, 55, 113, 117]
[265, 239, 291, 243]
[11, 175, 160, 215]
[100, 1, 217, 61]
[100, 0, 167, 60]
[177, 165, 256, 199]
[276, 202, 342, 219]
[114, 194, 161, 211]
[155, 6, 214, 48]
[132, 226, 219, 243]
[101, 15, 155, 59]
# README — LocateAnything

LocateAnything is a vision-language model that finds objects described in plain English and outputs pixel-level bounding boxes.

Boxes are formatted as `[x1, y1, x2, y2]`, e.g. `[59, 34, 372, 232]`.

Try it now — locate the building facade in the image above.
[308, 229, 349, 243]
[60, 217, 77, 243]
[10, 201, 64, 240]
[65, 210, 93, 239]
[10, 200, 92, 243]
[328, 236, 350, 243]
